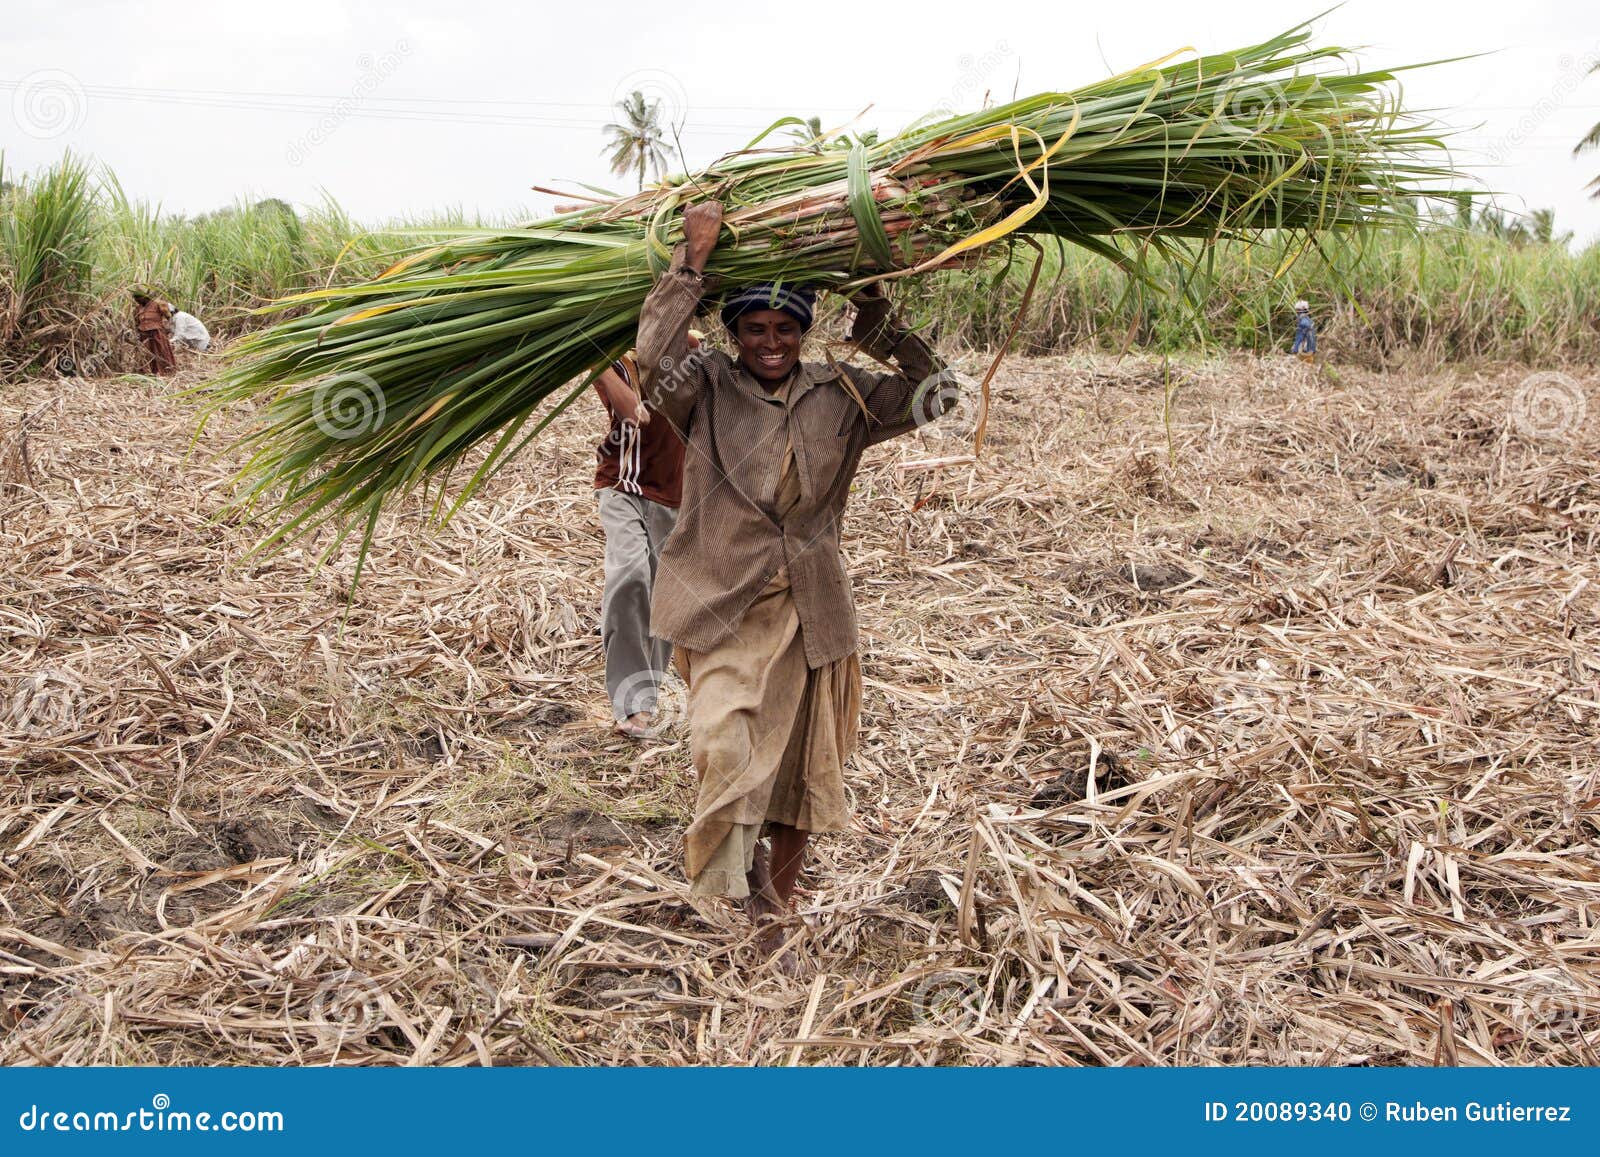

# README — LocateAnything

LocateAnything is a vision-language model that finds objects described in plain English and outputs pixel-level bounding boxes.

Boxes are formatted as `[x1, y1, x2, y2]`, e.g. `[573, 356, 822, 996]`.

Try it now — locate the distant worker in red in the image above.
[132, 292, 176, 375]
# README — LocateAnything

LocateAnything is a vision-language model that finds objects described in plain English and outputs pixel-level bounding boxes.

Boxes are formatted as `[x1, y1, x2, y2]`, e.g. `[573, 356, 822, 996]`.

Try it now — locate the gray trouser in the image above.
[598, 488, 678, 721]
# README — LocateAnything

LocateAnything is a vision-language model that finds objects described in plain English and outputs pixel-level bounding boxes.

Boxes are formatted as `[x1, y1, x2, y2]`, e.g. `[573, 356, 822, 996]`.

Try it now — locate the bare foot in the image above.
[743, 849, 801, 975]
[614, 711, 658, 740]
[744, 908, 801, 976]
[765, 934, 802, 979]
[743, 845, 779, 918]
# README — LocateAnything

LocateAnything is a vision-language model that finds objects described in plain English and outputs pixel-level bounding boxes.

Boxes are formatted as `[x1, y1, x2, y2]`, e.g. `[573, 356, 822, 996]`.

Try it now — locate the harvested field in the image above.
[2, 351, 1597, 1066]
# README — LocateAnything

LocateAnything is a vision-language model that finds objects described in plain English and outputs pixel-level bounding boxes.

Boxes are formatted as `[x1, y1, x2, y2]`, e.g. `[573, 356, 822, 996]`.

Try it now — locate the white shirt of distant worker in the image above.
[169, 309, 210, 352]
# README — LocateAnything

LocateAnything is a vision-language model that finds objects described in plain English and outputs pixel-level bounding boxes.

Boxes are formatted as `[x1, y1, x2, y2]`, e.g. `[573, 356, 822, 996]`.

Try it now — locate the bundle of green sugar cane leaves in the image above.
[204, 19, 1459, 566]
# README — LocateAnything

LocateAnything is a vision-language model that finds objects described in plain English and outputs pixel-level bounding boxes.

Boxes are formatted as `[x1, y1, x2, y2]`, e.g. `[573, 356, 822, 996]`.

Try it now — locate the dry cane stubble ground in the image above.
[1, 347, 1597, 1066]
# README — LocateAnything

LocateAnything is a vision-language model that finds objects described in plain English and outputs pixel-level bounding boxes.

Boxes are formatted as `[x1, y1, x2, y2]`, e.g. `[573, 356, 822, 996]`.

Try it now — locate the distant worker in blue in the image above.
[1290, 299, 1316, 363]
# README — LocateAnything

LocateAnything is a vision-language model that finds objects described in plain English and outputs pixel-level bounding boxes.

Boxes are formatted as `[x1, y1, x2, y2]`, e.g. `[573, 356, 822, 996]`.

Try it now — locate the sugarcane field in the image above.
[3, 3, 1600, 1076]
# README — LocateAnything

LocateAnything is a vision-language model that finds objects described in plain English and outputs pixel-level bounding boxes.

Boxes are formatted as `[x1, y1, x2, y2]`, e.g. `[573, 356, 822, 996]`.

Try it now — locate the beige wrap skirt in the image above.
[680, 566, 861, 898]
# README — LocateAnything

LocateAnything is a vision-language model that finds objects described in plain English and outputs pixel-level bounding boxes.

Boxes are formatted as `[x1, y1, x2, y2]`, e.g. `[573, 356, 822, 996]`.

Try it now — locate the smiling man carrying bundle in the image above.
[637, 200, 958, 973]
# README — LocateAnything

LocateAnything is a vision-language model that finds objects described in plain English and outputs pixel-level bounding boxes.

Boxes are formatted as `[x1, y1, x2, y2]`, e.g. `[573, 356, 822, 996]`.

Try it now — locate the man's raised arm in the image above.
[637, 200, 722, 435]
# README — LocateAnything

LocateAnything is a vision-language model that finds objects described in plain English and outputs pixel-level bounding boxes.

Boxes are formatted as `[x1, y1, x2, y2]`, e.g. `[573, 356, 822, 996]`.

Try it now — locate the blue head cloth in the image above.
[720, 283, 817, 332]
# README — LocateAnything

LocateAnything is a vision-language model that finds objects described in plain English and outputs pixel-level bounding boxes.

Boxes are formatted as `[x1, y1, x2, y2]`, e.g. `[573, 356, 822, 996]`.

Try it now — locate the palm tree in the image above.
[1528, 207, 1572, 247]
[785, 116, 826, 149]
[1465, 203, 1570, 248]
[603, 91, 669, 191]
[1576, 60, 1600, 199]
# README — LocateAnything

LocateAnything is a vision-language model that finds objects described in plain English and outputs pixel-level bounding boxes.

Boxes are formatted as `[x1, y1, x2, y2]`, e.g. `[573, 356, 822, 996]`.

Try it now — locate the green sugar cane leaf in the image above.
[740, 116, 813, 151]
[847, 144, 896, 272]
[646, 189, 683, 277]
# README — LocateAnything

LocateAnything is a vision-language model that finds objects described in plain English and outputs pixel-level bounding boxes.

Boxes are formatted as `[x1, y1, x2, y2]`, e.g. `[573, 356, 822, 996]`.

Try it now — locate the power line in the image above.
[3, 77, 1598, 113]
[0, 78, 884, 119]
[0, 80, 800, 133]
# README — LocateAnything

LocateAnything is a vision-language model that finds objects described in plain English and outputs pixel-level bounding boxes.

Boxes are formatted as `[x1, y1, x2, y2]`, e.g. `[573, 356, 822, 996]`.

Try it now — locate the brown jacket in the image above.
[637, 247, 954, 668]
[592, 351, 686, 507]
[135, 298, 173, 334]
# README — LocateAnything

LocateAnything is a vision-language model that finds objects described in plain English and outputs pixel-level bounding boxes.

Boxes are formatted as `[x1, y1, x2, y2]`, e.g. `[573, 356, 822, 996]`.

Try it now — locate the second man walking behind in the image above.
[592, 335, 699, 738]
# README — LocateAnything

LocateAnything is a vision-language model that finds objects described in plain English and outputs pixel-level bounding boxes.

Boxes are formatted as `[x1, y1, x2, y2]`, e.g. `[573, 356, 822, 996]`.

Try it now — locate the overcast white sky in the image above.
[4, 0, 1599, 246]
